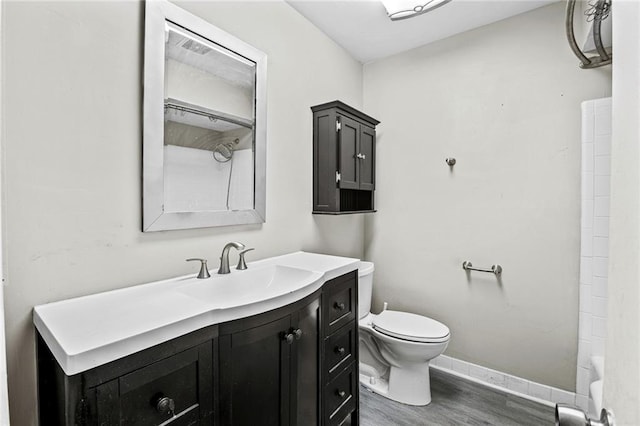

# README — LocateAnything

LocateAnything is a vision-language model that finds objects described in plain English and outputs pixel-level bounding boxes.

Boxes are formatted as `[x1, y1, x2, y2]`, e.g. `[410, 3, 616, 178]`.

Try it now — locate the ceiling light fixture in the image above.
[381, 0, 452, 21]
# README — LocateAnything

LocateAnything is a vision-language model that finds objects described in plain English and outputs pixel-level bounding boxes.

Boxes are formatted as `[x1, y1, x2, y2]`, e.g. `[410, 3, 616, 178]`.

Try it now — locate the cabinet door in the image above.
[338, 116, 360, 190]
[219, 315, 292, 426]
[291, 298, 320, 425]
[95, 343, 213, 426]
[359, 125, 375, 191]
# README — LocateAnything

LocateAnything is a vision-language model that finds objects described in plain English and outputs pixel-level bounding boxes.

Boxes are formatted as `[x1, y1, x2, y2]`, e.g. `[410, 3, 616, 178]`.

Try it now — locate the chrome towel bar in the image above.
[462, 261, 502, 276]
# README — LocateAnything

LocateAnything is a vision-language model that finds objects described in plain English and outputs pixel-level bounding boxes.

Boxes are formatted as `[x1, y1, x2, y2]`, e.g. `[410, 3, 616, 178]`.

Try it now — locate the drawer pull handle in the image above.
[335, 346, 346, 355]
[336, 390, 347, 398]
[293, 328, 303, 340]
[155, 396, 175, 415]
[334, 302, 346, 311]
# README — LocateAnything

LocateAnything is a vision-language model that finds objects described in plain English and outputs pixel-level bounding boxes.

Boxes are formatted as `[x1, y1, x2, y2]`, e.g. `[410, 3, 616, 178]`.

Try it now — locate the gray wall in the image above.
[2, 1, 364, 424]
[605, 1, 640, 423]
[362, 3, 611, 391]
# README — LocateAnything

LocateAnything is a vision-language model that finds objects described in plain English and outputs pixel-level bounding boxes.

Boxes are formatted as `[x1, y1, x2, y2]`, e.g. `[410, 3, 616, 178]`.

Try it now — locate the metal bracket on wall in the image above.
[565, 0, 612, 69]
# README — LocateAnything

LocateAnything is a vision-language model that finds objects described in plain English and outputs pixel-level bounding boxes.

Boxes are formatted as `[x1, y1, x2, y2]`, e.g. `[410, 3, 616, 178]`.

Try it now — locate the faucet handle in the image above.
[186, 258, 211, 279]
[236, 248, 255, 271]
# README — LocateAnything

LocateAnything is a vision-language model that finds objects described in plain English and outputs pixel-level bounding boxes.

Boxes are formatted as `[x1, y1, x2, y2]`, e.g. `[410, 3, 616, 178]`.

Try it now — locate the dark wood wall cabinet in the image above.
[312, 101, 380, 214]
[37, 271, 359, 426]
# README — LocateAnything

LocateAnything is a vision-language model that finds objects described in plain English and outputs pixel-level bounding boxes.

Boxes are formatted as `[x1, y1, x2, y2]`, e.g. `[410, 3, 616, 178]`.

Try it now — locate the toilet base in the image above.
[359, 362, 433, 406]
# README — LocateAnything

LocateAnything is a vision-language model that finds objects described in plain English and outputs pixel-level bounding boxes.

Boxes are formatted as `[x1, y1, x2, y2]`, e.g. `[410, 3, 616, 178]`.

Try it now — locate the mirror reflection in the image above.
[163, 22, 256, 213]
[143, 0, 267, 231]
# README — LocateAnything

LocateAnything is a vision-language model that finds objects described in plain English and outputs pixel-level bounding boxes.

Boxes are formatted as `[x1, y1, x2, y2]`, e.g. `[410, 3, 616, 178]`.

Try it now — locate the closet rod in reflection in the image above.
[164, 98, 253, 129]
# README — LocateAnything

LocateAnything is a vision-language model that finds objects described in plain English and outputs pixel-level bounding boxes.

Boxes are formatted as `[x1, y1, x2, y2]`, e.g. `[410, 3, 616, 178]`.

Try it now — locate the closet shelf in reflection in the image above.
[164, 97, 254, 132]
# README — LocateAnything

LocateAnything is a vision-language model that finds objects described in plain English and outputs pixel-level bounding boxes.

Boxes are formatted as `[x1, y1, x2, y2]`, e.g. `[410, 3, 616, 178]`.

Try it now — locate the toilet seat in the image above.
[372, 310, 450, 343]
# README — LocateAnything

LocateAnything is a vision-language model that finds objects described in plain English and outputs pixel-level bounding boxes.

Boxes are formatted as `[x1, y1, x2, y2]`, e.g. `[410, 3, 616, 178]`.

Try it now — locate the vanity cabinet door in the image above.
[94, 342, 213, 426]
[218, 315, 293, 426]
[291, 297, 320, 425]
[218, 295, 321, 426]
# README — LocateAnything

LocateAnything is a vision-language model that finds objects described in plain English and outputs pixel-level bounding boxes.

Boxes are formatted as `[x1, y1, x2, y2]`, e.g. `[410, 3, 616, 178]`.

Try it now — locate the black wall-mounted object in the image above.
[312, 101, 380, 214]
[37, 271, 360, 426]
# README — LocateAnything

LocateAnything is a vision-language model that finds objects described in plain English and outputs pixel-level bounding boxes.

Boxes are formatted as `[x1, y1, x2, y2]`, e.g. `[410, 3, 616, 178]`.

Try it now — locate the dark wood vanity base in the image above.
[37, 271, 359, 426]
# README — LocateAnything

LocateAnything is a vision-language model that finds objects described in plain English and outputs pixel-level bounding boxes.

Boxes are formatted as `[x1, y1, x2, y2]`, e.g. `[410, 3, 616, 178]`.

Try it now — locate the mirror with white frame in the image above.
[143, 0, 267, 231]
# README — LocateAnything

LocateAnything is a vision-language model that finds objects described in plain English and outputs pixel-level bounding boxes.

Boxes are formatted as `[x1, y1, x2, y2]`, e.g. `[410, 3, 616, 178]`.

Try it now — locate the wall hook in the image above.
[445, 157, 456, 166]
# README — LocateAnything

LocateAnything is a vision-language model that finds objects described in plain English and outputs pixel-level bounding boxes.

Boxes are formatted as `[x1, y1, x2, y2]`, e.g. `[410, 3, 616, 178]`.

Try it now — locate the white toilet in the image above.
[358, 261, 450, 406]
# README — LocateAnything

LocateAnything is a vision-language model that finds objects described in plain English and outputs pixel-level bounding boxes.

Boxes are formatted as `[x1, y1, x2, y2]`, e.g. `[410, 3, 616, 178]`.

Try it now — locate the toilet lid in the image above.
[372, 310, 450, 343]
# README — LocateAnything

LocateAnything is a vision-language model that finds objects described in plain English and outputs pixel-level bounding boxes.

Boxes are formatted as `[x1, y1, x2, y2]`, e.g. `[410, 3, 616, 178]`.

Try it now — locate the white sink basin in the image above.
[177, 265, 322, 307]
[33, 251, 360, 375]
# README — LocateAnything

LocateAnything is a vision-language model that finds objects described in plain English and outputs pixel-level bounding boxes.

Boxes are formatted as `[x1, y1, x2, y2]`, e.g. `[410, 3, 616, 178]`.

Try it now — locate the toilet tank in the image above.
[358, 261, 375, 319]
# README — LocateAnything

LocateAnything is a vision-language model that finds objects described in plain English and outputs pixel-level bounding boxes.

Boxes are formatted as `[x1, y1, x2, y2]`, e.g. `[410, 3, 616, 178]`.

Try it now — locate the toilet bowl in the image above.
[357, 261, 450, 406]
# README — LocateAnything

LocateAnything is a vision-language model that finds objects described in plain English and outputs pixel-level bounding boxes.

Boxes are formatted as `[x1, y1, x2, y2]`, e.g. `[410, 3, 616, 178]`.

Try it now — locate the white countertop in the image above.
[33, 251, 359, 376]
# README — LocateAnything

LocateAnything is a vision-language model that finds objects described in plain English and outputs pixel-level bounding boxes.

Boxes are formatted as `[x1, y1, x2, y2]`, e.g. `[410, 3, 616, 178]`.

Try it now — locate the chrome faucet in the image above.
[218, 242, 245, 274]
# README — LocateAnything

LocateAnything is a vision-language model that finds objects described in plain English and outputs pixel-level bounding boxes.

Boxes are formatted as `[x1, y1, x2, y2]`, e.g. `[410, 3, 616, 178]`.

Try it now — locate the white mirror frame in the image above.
[143, 0, 267, 231]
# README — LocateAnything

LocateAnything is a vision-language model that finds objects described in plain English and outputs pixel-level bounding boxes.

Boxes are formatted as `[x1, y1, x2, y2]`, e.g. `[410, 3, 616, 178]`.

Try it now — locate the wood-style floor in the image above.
[359, 368, 555, 426]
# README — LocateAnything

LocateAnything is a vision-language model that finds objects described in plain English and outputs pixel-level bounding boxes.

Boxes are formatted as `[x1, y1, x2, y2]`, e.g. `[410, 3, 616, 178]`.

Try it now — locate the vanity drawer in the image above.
[323, 364, 357, 426]
[324, 324, 357, 383]
[322, 270, 357, 336]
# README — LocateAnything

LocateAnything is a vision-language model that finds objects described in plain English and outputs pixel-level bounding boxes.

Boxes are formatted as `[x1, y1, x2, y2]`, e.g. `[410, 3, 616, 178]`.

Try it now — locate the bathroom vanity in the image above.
[34, 252, 359, 426]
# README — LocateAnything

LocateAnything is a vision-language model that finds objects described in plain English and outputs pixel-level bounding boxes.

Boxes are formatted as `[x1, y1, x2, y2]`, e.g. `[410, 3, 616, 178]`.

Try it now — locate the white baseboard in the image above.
[431, 355, 578, 409]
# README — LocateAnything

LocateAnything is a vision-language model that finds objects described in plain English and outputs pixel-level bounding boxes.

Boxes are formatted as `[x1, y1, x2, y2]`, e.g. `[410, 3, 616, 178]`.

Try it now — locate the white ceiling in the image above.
[287, 0, 557, 63]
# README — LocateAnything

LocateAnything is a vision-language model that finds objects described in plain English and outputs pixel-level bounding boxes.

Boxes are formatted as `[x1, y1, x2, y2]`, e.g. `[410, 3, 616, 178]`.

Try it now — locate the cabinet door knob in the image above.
[293, 328, 303, 340]
[283, 332, 294, 344]
[356, 153, 366, 160]
[335, 346, 346, 355]
[155, 396, 175, 415]
[336, 390, 346, 398]
[334, 302, 346, 311]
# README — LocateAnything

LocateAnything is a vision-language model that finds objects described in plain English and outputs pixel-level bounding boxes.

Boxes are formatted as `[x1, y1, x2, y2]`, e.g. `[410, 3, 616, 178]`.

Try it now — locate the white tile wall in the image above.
[579, 98, 611, 413]
[592, 257, 609, 278]
[593, 217, 609, 238]
[579, 257, 593, 284]
[592, 297, 608, 318]
[576, 394, 590, 412]
[592, 317, 607, 338]
[577, 366, 591, 396]
[579, 312, 592, 339]
[577, 340, 591, 368]
[594, 156, 611, 176]
[592, 277, 607, 297]
[593, 197, 610, 218]
[592, 237, 608, 257]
